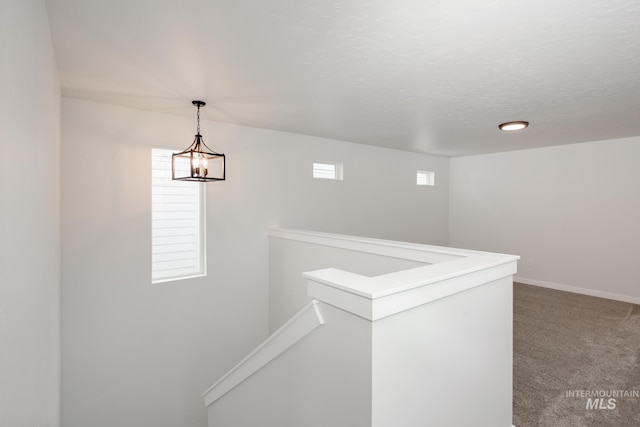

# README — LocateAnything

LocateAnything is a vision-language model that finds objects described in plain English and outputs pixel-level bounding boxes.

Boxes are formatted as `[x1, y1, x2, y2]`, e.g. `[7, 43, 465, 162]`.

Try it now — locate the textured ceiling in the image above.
[46, 0, 640, 157]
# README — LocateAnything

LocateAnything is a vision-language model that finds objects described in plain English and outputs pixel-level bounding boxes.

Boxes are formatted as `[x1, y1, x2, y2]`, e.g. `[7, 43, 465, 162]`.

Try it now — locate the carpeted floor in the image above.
[513, 283, 640, 427]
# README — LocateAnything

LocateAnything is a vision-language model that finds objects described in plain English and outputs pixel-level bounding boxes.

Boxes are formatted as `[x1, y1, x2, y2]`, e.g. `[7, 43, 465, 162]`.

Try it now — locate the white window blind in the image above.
[313, 162, 343, 180]
[152, 148, 205, 283]
[416, 171, 435, 186]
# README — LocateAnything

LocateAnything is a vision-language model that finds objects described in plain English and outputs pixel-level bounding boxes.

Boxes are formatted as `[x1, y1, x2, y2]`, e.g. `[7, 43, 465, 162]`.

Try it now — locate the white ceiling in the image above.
[46, 0, 640, 157]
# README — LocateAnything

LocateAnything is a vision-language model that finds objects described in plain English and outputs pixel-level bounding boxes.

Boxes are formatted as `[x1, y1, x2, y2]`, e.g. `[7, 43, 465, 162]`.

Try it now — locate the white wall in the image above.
[61, 98, 449, 427]
[0, 0, 61, 425]
[450, 137, 640, 303]
[372, 277, 512, 427]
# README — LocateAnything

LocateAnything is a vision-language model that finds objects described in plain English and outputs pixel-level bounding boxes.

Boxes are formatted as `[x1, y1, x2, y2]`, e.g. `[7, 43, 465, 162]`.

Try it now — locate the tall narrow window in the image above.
[152, 147, 205, 283]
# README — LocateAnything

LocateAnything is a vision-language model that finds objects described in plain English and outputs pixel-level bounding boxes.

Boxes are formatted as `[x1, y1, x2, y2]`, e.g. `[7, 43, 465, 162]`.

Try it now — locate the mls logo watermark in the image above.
[585, 397, 616, 410]
[565, 389, 640, 410]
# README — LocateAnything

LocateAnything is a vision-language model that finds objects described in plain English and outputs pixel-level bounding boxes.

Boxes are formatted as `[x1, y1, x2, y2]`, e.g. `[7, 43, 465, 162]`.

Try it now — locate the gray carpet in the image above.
[513, 283, 640, 427]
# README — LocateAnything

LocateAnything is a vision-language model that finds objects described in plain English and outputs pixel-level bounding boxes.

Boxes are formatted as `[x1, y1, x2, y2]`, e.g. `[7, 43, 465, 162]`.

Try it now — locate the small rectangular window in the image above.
[417, 171, 435, 186]
[152, 148, 206, 283]
[313, 162, 343, 180]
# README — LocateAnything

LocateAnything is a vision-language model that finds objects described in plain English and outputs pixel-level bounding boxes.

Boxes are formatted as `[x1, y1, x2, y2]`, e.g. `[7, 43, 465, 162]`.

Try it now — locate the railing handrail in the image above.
[202, 300, 324, 407]
[269, 228, 519, 321]
[267, 228, 496, 264]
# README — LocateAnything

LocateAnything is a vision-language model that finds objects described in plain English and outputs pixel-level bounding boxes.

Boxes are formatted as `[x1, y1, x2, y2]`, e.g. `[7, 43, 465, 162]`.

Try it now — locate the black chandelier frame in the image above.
[172, 100, 226, 182]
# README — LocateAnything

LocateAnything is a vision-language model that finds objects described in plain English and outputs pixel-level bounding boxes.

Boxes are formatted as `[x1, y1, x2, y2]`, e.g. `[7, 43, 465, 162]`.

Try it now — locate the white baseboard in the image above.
[514, 276, 640, 305]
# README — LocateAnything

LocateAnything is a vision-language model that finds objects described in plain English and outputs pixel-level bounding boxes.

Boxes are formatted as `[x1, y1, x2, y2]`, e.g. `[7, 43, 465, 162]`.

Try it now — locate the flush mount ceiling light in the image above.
[172, 100, 225, 182]
[499, 121, 529, 131]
